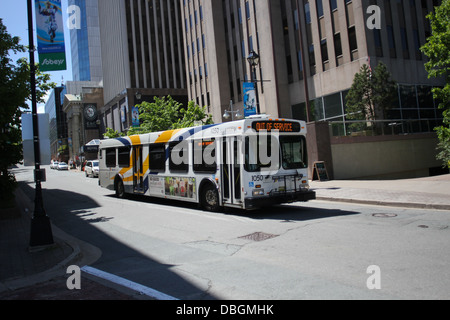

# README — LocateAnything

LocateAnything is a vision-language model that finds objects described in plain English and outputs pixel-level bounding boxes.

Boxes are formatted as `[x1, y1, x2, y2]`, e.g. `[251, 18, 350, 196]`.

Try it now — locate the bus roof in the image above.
[99, 115, 306, 149]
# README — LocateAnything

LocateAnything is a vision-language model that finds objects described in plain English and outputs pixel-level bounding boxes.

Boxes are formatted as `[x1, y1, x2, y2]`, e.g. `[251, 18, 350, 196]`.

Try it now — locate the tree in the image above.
[346, 62, 397, 133]
[0, 19, 55, 204]
[103, 127, 125, 139]
[172, 100, 213, 129]
[127, 96, 214, 136]
[421, 0, 450, 168]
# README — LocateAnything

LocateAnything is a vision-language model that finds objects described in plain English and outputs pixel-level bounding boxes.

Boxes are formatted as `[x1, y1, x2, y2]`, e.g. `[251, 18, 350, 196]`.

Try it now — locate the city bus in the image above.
[98, 115, 315, 211]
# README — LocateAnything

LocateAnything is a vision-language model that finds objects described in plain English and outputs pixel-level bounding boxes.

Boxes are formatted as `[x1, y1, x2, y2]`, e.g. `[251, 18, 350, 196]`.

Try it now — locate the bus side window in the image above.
[118, 146, 131, 168]
[169, 141, 189, 173]
[106, 148, 116, 168]
[149, 144, 166, 172]
[193, 139, 216, 173]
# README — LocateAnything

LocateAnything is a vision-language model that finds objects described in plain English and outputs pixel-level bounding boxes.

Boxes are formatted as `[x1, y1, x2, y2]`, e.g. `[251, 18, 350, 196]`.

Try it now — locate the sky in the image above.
[1, 0, 73, 112]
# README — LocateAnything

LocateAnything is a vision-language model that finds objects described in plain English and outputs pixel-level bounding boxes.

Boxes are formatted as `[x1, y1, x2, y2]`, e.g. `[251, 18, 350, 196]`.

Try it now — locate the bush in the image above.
[0, 171, 17, 204]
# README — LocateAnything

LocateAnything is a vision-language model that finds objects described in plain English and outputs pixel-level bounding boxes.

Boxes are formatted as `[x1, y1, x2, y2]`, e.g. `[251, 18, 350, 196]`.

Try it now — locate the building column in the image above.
[67, 103, 82, 162]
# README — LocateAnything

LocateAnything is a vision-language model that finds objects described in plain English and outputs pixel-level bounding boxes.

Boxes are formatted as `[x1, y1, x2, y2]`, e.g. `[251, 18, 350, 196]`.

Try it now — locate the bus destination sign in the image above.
[252, 121, 301, 133]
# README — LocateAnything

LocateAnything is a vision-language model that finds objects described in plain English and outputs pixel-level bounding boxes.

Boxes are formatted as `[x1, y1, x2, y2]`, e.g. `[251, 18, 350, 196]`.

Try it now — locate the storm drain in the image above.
[372, 213, 398, 218]
[239, 232, 279, 242]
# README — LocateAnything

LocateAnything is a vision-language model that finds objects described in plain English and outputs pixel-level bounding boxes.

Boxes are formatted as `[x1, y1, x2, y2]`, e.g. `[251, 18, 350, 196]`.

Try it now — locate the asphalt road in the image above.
[15, 166, 450, 300]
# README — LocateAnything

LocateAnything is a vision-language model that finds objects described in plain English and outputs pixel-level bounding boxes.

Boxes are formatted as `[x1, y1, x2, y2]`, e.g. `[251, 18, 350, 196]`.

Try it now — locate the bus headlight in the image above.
[300, 185, 310, 192]
[252, 189, 265, 196]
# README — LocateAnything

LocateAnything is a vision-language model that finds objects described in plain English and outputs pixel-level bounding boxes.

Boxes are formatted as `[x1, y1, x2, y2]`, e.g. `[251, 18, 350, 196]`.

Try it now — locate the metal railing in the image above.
[327, 118, 443, 137]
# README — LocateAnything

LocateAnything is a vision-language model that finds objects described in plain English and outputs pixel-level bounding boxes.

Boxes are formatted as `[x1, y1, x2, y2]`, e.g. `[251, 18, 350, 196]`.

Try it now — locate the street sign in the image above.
[313, 161, 329, 181]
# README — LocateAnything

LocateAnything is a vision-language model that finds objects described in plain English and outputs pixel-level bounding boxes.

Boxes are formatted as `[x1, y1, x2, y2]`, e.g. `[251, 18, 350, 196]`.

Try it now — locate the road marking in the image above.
[81, 266, 178, 300]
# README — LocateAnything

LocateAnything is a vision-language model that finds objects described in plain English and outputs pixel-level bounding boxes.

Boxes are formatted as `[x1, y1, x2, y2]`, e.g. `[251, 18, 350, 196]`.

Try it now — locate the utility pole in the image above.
[28, 0, 54, 248]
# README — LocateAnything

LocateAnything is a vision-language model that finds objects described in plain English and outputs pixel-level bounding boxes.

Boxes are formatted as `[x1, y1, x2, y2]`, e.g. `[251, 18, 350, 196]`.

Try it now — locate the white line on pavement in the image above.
[81, 266, 178, 300]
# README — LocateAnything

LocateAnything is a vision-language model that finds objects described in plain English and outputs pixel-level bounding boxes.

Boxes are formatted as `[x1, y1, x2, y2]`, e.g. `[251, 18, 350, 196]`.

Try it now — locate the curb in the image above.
[0, 186, 100, 292]
[1, 183, 153, 300]
[315, 196, 450, 211]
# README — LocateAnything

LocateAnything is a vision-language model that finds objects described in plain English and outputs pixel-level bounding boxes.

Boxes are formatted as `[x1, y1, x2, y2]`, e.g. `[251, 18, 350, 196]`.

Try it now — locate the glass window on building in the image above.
[416, 85, 434, 109]
[324, 92, 342, 119]
[312, 97, 324, 120]
[292, 102, 307, 121]
[399, 84, 418, 109]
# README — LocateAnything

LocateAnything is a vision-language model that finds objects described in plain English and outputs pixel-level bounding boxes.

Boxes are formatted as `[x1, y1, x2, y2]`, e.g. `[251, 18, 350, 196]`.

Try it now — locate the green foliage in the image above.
[346, 62, 397, 134]
[346, 64, 373, 121]
[127, 96, 214, 136]
[421, 0, 450, 168]
[0, 171, 17, 203]
[58, 144, 68, 153]
[0, 19, 56, 201]
[103, 127, 125, 139]
[172, 101, 214, 129]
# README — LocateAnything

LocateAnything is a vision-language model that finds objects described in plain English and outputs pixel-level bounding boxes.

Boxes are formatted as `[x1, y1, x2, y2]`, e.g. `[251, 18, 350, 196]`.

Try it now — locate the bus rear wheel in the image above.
[115, 179, 125, 198]
[201, 184, 220, 212]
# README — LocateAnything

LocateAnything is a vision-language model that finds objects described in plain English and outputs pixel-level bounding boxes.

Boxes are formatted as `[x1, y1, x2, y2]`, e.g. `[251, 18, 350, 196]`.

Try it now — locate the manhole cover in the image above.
[239, 232, 278, 242]
[372, 213, 398, 218]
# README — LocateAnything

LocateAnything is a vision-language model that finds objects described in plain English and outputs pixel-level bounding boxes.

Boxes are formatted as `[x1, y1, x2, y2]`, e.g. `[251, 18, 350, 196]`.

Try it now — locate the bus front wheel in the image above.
[201, 184, 220, 212]
[115, 179, 125, 198]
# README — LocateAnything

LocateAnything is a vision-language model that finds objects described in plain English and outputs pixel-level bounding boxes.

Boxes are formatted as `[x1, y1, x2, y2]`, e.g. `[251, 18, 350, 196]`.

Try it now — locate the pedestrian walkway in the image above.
[311, 174, 450, 210]
[0, 185, 149, 300]
[1, 173, 449, 300]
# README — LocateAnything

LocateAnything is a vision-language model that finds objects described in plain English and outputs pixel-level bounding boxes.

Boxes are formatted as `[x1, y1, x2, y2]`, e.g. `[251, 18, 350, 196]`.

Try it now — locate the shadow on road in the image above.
[18, 181, 217, 300]
[106, 191, 358, 222]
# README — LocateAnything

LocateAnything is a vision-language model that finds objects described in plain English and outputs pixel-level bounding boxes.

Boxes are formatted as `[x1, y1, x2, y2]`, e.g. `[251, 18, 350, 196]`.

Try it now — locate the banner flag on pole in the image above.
[35, 0, 67, 71]
[243, 82, 257, 118]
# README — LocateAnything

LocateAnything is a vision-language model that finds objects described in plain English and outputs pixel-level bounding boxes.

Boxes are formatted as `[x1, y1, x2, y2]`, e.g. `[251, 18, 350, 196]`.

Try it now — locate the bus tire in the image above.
[115, 178, 126, 198]
[201, 183, 220, 212]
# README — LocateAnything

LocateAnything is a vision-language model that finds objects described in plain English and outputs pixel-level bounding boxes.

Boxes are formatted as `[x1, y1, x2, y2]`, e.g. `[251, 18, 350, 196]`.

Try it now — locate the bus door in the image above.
[133, 145, 144, 193]
[221, 137, 241, 205]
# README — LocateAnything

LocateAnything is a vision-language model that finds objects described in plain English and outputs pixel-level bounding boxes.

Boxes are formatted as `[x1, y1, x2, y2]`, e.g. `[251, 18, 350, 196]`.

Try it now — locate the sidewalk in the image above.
[1, 174, 449, 300]
[0, 185, 150, 300]
[310, 174, 450, 210]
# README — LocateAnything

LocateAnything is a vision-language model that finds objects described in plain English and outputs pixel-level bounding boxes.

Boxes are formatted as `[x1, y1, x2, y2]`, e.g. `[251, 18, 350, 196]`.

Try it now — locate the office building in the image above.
[61, 0, 103, 163]
[62, 81, 103, 162]
[45, 86, 69, 162]
[69, 0, 103, 82]
[97, 0, 188, 134]
[181, 0, 445, 126]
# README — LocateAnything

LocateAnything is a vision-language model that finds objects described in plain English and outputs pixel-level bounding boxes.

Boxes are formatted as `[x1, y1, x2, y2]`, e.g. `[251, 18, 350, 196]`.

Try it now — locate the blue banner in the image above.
[132, 107, 140, 128]
[243, 82, 257, 118]
[35, 0, 67, 71]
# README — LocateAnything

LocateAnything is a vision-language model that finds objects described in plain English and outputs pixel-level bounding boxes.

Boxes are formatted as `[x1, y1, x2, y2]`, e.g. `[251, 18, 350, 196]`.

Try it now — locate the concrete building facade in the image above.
[97, 0, 188, 134]
[62, 81, 103, 161]
[181, 0, 445, 126]
[58, 0, 103, 164]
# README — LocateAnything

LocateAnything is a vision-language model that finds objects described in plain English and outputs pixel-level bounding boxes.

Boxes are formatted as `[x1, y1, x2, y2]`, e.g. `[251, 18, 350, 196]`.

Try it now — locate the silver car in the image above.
[85, 160, 99, 178]
[57, 162, 69, 170]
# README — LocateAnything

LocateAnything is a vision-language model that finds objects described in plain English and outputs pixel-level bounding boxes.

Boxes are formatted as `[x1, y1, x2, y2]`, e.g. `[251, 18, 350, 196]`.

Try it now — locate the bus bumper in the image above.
[244, 190, 316, 209]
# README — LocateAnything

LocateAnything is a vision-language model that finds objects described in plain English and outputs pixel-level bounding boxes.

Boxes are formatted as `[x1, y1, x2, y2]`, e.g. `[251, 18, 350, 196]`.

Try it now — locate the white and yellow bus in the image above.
[98, 115, 315, 211]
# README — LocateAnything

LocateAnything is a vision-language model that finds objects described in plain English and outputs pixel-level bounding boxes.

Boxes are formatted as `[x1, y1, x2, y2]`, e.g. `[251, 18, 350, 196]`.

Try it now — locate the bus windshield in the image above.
[245, 135, 307, 172]
[280, 136, 307, 169]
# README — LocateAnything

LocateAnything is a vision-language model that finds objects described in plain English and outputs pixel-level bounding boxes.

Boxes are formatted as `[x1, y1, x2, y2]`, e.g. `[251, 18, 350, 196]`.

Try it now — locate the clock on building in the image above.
[84, 104, 98, 121]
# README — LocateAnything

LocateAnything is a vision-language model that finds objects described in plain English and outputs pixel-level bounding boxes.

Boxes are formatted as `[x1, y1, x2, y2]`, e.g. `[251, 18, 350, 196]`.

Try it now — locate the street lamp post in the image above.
[247, 50, 261, 115]
[223, 100, 243, 121]
[28, 0, 54, 247]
